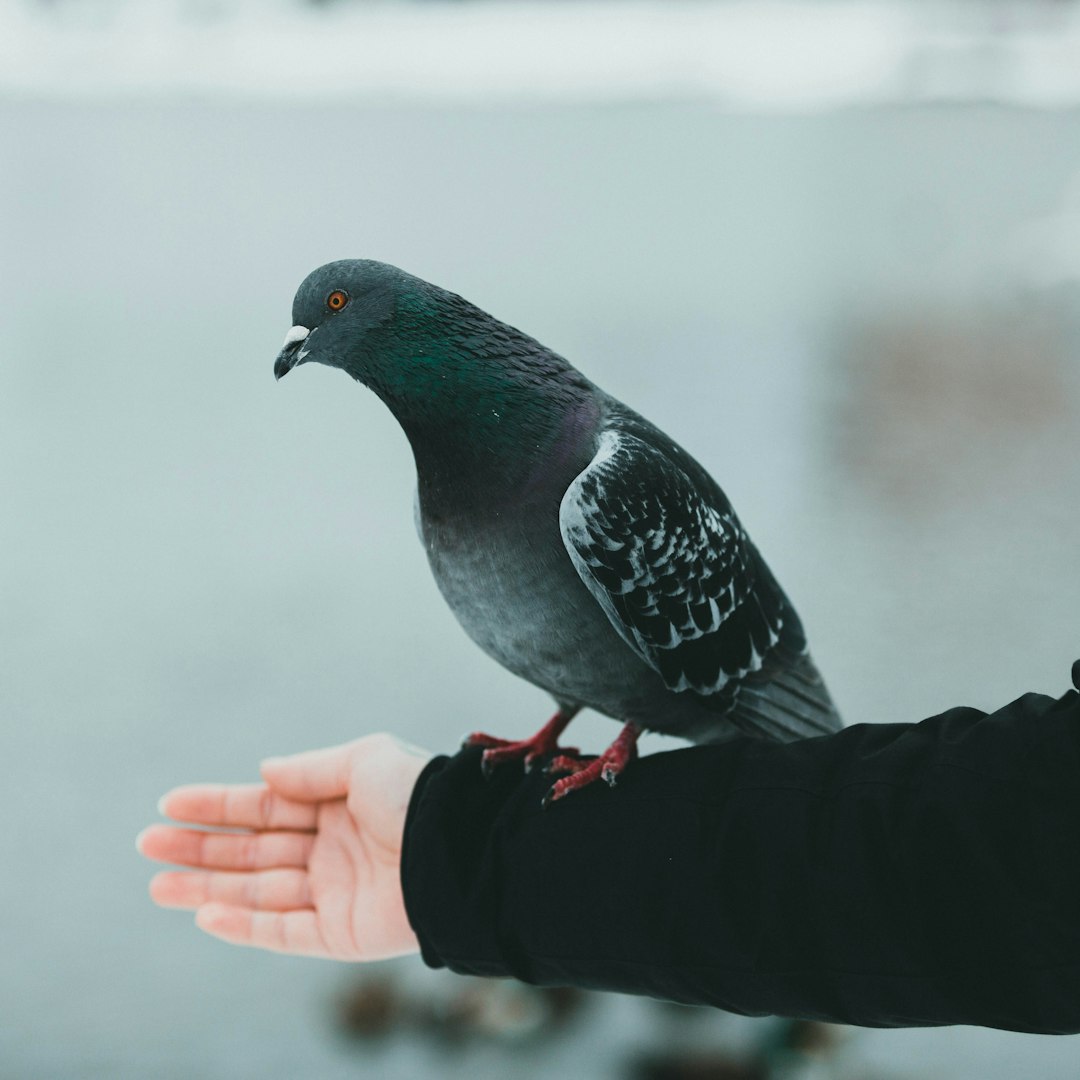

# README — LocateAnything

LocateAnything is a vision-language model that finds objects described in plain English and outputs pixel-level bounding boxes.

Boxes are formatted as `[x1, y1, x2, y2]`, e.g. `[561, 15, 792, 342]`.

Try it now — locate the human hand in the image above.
[138, 733, 431, 960]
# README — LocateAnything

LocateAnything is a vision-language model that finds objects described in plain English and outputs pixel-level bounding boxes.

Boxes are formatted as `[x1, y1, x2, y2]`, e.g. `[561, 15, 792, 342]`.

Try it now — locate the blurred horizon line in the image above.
[2, 0, 1080, 110]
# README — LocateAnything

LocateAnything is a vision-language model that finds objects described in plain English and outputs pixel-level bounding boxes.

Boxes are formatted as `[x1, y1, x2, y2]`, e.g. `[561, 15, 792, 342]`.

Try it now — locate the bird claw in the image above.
[544, 753, 587, 776]
[466, 711, 579, 777]
[540, 723, 640, 808]
[520, 747, 578, 773]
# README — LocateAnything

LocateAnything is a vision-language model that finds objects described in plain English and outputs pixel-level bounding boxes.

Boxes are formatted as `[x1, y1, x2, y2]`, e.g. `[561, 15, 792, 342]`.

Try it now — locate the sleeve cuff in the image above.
[401, 754, 452, 970]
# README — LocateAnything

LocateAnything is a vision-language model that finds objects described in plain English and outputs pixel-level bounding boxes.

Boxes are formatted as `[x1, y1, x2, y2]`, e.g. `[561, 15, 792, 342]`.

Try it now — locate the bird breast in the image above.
[415, 490, 637, 708]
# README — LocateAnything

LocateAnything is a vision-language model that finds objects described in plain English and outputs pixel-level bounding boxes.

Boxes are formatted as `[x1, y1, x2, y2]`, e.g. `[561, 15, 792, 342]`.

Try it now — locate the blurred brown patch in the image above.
[336, 975, 406, 1041]
[830, 303, 1074, 512]
[334, 972, 589, 1048]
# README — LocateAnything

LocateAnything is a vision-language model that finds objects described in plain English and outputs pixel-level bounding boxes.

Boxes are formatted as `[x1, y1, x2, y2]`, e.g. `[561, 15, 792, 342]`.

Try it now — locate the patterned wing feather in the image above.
[559, 428, 801, 698]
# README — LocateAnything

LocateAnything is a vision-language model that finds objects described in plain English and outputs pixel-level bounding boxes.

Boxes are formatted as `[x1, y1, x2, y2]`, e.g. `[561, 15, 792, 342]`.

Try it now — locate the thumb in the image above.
[260, 742, 354, 802]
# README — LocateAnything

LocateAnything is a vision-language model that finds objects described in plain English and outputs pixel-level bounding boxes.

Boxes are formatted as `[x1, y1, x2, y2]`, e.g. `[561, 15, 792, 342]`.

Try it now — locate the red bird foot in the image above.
[464, 708, 580, 775]
[542, 723, 641, 808]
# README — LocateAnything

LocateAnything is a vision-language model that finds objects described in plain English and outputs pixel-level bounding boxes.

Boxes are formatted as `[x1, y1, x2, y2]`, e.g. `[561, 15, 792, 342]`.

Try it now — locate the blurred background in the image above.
[2, 0, 1079, 1076]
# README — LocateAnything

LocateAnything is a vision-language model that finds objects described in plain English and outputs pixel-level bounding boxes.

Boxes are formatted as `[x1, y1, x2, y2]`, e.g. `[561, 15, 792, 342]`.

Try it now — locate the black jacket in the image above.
[401, 663, 1080, 1033]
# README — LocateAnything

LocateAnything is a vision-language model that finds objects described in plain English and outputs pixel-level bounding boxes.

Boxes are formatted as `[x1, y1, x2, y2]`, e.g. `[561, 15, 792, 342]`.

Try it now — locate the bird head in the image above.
[273, 259, 416, 384]
[273, 260, 589, 470]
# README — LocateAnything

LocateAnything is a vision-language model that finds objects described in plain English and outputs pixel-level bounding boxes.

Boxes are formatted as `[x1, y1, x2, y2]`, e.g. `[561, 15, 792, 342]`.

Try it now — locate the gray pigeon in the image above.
[274, 260, 841, 805]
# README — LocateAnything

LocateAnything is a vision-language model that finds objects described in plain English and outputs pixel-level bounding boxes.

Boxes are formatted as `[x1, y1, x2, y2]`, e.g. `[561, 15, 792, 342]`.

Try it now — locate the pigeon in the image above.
[274, 260, 841, 805]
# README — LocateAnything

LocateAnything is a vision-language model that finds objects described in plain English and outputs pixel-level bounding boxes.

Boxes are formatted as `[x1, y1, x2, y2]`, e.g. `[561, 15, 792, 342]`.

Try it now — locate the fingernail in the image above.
[156, 794, 169, 816]
[260, 756, 283, 770]
[135, 826, 151, 853]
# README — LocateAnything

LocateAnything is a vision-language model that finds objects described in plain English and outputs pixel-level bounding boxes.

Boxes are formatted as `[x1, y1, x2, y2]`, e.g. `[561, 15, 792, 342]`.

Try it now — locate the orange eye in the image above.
[326, 290, 349, 312]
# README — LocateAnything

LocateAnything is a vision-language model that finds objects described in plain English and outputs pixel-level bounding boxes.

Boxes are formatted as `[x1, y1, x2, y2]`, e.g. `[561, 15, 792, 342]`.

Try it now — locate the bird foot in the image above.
[463, 708, 580, 775]
[541, 723, 641, 808]
[545, 753, 589, 776]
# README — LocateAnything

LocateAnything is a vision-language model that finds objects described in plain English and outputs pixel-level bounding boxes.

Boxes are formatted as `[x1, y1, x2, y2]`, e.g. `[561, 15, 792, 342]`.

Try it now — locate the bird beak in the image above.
[274, 325, 311, 380]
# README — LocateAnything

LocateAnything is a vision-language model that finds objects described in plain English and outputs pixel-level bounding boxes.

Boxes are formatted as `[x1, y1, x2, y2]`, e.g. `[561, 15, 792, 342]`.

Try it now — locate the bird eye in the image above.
[326, 290, 349, 312]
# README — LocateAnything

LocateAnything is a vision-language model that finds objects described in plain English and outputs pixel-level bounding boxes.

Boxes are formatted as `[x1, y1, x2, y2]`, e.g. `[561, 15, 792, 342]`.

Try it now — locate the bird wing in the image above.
[558, 427, 798, 698]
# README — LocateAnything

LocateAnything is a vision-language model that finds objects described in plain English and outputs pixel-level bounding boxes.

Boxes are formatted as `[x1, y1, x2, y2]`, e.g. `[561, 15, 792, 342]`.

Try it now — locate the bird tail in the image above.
[725, 652, 842, 742]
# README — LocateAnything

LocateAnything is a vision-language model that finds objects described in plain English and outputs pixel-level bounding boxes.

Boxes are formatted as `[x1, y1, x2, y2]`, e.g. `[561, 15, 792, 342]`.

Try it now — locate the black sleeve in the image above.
[400, 666, 1080, 1034]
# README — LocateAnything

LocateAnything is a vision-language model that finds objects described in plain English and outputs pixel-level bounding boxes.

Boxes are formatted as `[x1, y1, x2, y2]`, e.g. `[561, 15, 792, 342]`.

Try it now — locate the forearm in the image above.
[401, 683, 1080, 1033]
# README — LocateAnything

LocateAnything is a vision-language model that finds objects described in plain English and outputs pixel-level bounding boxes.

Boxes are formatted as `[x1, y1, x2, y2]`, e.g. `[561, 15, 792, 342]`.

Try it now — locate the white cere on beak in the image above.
[283, 325, 310, 348]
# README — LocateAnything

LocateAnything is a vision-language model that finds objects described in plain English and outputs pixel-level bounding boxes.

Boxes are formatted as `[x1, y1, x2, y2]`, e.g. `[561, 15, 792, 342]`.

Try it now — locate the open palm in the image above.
[139, 734, 430, 960]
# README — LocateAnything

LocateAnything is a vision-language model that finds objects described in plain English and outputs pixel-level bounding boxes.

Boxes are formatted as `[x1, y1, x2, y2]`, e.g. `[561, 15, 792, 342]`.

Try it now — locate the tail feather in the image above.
[730, 652, 842, 742]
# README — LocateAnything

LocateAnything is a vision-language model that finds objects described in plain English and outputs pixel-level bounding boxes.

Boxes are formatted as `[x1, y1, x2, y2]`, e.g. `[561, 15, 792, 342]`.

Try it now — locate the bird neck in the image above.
[403, 378, 596, 514]
[353, 303, 600, 511]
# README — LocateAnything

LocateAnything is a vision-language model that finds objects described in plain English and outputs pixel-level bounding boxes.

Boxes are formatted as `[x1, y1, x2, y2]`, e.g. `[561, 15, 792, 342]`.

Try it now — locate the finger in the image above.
[159, 784, 317, 831]
[150, 869, 312, 912]
[137, 825, 314, 870]
[260, 743, 353, 803]
[195, 903, 330, 957]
